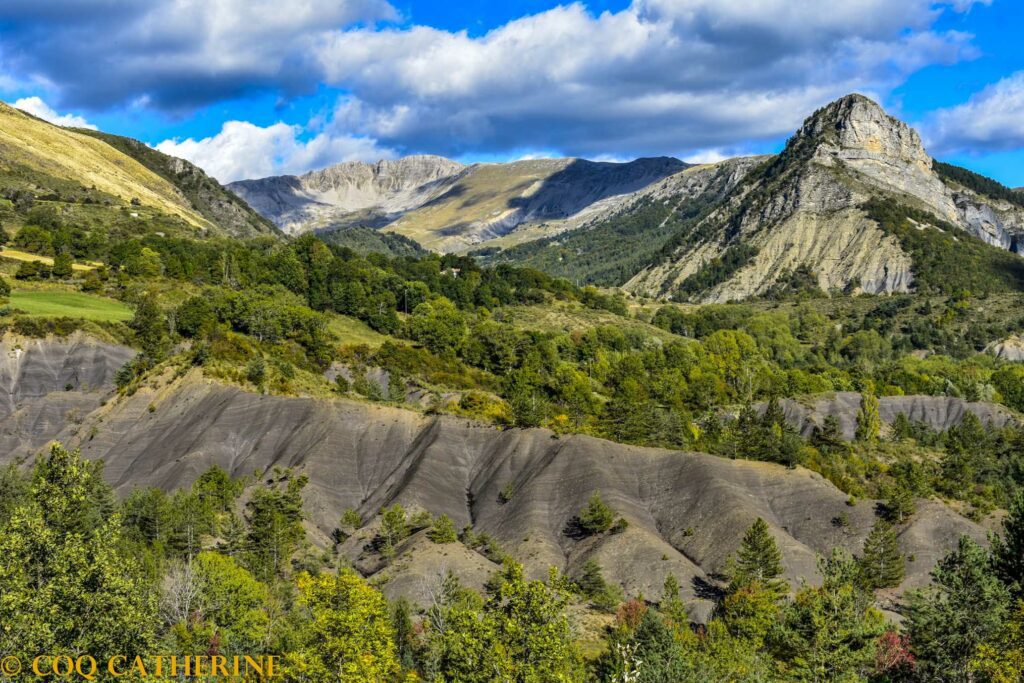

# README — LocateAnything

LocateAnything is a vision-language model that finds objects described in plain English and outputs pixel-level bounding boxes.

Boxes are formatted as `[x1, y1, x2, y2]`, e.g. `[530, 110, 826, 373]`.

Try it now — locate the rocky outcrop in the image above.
[229, 155, 464, 235]
[0, 371, 982, 619]
[624, 94, 1024, 302]
[0, 333, 135, 457]
[229, 155, 688, 250]
[988, 335, 1024, 362]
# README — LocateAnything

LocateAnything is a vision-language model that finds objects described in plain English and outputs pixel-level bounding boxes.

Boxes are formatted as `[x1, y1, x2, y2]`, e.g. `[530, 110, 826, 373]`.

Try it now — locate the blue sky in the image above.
[2, 0, 1024, 185]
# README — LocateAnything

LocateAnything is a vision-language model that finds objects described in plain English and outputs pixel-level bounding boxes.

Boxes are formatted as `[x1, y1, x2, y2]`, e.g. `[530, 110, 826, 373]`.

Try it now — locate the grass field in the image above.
[504, 302, 684, 342]
[10, 290, 133, 322]
[327, 313, 390, 347]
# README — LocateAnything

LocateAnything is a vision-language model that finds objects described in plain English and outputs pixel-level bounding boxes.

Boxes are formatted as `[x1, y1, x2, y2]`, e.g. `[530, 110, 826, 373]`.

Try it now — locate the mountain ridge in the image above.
[229, 153, 689, 249]
[0, 100, 279, 239]
[619, 93, 1024, 301]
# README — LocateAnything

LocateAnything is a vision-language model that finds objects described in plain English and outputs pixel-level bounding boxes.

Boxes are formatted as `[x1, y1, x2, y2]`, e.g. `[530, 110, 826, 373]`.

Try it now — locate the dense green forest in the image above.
[3, 197, 1024, 517]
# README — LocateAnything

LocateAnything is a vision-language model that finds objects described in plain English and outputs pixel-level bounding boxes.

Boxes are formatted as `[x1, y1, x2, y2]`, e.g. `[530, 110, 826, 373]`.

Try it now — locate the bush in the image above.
[428, 514, 458, 544]
[578, 492, 616, 536]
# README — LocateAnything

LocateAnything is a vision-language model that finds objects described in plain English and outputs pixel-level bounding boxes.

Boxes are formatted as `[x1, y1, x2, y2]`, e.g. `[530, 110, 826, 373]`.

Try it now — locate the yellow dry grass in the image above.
[0, 247, 97, 271]
[384, 158, 571, 250]
[0, 102, 208, 229]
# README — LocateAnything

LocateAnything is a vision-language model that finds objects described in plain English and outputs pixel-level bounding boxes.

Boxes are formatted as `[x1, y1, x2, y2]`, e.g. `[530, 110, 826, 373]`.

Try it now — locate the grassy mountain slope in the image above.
[77, 129, 279, 238]
[482, 158, 760, 286]
[0, 102, 209, 228]
[378, 156, 688, 252]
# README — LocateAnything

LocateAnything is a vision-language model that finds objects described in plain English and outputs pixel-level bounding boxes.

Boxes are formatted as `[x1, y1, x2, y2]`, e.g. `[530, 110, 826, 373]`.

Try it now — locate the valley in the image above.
[2, 92, 1024, 680]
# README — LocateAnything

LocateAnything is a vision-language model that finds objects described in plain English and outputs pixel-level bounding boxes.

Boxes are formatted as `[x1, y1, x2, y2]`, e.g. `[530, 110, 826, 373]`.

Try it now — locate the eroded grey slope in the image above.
[15, 376, 975, 619]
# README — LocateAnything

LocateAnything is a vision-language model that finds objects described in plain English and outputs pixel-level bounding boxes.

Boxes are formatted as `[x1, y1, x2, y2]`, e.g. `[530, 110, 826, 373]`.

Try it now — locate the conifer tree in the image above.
[859, 519, 905, 589]
[993, 491, 1024, 597]
[578, 491, 616, 535]
[855, 392, 881, 442]
[884, 482, 916, 523]
[660, 572, 689, 626]
[730, 517, 785, 594]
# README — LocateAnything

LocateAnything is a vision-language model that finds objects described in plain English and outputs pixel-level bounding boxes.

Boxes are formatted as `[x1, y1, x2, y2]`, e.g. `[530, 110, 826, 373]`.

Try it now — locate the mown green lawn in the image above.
[10, 290, 132, 322]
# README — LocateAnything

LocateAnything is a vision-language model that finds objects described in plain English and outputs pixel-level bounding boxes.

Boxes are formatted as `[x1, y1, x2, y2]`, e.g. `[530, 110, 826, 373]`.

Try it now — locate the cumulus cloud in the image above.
[0, 0, 397, 109]
[924, 71, 1024, 154]
[12, 96, 96, 129]
[0, 0, 993, 165]
[154, 120, 396, 183]
[312, 0, 987, 157]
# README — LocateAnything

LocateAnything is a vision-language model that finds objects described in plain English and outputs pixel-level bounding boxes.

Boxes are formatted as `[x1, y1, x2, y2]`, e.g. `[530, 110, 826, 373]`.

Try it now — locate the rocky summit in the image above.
[623, 94, 1024, 302]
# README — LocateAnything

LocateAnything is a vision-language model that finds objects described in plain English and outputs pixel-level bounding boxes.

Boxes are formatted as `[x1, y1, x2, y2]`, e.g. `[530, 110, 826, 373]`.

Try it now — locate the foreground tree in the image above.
[287, 570, 400, 682]
[0, 444, 156, 658]
[907, 535, 1010, 682]
[993, 491, 1024, 597]
[425, 562, 581, 681]
[770, 549, 886, 681]
[855, 391, 881, 442]
[730, 517, 785, 595]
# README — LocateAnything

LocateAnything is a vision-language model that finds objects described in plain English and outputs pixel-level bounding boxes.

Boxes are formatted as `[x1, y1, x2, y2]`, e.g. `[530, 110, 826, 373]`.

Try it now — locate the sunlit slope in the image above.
[0, 102, 208, 229]
[385, 157, 686, 252]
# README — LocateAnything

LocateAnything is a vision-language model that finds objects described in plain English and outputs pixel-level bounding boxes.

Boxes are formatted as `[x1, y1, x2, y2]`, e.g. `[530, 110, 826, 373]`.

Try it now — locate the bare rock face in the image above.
[759, 392, 1016, 440]
[805, 95, 958, 222]
[988, 335, 1024, 362]
[0, 333, 135, 457]
[625, 94, 1024, 302]
[229, 155, 688, 250]
[0, 371, 982, 620]
[228, 156, 465, 235]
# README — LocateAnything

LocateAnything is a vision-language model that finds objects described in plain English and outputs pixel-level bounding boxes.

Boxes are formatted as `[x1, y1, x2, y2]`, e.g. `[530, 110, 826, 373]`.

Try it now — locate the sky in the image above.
[2, 0, 1024, 185]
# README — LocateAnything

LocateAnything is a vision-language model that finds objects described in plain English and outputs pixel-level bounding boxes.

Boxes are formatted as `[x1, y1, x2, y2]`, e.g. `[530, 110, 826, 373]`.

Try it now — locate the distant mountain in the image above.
[229, 155, 687, 251]
[490, 94, 1024, 302]
[229, 155, 465, 236]
[0, 101, 278, 239]
[479, 156, 762, 286]
[623, 94, 1024, 301]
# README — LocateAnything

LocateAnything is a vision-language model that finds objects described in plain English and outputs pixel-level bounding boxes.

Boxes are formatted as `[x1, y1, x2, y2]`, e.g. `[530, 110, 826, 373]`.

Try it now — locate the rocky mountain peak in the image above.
[793, 93, 931, 170]
[300, 155, 464, 193]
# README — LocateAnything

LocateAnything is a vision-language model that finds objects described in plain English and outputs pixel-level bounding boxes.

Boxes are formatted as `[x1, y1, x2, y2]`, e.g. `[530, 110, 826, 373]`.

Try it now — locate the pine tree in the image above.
[855, 392, 881, 442]
[993, 491, 1024, 597]
[730, 517, 785, 594]
[578, 491, 616, 535]
[908, 536, 1011, 682]
[884, 482, 916, 523]
[428, 514, 458, 544]
[859, 519, 904, 589]
[660, 572, 688, 626]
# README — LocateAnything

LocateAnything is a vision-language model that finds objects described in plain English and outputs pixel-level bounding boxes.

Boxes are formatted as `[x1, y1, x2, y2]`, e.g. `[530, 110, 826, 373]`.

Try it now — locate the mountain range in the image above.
[232, 94, 1024, 302]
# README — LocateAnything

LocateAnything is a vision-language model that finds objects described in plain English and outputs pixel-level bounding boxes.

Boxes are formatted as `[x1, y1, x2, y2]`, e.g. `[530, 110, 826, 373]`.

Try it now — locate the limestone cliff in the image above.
[228, 155, 464, 235]
[625, 94, 1024, 301]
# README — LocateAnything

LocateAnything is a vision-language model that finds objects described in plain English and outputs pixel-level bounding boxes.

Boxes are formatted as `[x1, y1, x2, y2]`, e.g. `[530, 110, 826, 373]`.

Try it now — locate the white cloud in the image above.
[0, 0, 398, 109]
[12, 95, 96, 129]
[683, 149, 734, 165]
[311, 0, 987, 157]
[1, 0, 994, 166]
[925, 71, 1024, 154]
[154, 120, 396, 182]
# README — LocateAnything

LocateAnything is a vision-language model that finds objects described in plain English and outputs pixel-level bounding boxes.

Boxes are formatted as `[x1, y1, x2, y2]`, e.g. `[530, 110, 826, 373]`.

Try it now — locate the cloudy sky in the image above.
[2, 0, 1023, 185]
